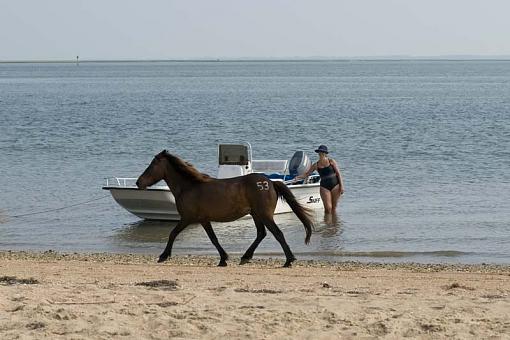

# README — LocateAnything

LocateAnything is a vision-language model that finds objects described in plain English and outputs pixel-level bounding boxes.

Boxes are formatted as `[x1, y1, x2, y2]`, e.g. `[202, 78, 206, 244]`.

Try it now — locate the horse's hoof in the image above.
[283, 258, 296, 268]
[218, 261, 227, 267]
[157, 255, 168, 263]
[239, 257, 251, 265]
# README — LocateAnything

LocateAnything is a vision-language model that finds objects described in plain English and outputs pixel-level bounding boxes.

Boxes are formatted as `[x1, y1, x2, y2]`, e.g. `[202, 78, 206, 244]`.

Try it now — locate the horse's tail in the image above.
[272, 181, 314, 244]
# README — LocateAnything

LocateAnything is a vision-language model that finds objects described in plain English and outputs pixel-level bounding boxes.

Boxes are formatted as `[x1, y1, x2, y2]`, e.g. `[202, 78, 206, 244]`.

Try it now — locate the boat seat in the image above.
[217, 165, 247, 179]
[267, 174, 296, 182]
[252, 160, 288, 174]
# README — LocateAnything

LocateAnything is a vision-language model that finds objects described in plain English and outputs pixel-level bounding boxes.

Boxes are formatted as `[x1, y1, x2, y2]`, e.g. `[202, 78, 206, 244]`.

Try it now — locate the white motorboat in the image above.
[103, 143, 322, 220]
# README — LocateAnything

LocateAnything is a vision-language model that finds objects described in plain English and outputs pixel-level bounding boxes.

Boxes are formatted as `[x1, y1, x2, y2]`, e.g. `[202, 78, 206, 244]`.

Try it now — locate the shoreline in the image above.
[1, 251, 509, 339]
[1, 250, 509, 273]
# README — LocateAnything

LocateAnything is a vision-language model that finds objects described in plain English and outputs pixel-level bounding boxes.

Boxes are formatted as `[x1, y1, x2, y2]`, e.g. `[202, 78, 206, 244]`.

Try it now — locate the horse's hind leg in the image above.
[158, 220, 189, 263]
[264, 218, 296, 268]
[201, 222, 229, 267]
[240, 216, 267, 265]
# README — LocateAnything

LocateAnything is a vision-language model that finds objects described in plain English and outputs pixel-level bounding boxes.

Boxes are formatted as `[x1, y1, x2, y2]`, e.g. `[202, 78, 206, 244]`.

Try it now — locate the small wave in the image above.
[318, 250, 469, 258]
[257, 250, 470, 258]
[62, 101, 90, 106]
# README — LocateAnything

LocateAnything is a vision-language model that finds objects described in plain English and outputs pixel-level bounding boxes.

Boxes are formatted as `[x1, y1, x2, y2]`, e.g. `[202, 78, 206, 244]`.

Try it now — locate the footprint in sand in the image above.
[0, 276, 39, 285]
[26, 321, 46, 330]
[53, 308, 78, 320]
[135, 280, 179, 291]
[420, 323, 444, 333]
[7, 305, 24, 312]
[444, 282, 475, 291]
[234, 288, 282, 294]
[366, 321, 388, 336]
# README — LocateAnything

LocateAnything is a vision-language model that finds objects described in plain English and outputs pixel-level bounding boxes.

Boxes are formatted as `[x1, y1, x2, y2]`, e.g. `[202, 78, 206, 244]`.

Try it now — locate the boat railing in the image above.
[104, 177, 138, 187]
[104, 173, 320, 189]
[284, 174, 321, 185]
[104, 177, 169, 189]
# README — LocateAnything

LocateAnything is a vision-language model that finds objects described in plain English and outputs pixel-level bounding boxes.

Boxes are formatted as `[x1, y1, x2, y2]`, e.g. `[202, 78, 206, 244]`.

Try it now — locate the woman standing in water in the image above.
[294, 145, 344, 214]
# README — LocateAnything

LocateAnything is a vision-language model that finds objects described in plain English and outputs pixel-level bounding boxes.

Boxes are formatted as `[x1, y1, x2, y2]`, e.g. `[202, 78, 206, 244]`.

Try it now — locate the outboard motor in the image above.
[288, 151, 311, 178]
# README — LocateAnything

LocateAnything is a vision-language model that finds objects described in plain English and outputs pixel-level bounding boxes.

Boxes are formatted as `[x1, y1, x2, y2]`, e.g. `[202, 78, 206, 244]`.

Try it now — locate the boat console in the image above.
[217, 143, 317, 183]
[217, 143, 252, 178]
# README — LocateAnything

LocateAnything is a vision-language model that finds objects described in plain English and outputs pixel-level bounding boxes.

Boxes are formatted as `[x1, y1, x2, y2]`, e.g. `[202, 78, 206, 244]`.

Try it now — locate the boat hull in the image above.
[103, 183, 322, 221]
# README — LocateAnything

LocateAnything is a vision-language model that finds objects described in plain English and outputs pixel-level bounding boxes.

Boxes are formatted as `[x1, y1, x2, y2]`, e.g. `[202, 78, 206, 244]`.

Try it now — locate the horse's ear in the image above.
[155, 150, 165, 160]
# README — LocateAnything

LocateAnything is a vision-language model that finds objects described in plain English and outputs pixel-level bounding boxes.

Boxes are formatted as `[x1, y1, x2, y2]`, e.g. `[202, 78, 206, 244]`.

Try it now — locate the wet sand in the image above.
[1, 251, 509, 339]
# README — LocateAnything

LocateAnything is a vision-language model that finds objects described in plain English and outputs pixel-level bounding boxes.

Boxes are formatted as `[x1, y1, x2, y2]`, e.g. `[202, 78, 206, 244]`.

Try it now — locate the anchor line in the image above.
[6, 195, 110, 219]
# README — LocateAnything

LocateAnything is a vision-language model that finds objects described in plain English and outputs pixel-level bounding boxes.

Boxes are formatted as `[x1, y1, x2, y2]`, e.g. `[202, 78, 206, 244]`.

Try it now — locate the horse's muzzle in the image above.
[135, 179, 146, 190]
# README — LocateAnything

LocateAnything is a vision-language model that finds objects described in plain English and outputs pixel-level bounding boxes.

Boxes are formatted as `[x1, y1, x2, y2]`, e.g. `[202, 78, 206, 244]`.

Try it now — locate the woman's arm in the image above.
[331, 159, 344, 194]
[294, 162, 317, 180]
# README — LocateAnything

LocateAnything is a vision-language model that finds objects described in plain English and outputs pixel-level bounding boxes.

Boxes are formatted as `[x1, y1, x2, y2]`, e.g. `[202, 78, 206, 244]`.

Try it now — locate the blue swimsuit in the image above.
[317, 161, 339, 191]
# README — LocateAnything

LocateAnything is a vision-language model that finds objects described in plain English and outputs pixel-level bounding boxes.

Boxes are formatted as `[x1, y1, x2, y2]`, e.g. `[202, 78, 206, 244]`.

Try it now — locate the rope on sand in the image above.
[3, 195, 110, 219]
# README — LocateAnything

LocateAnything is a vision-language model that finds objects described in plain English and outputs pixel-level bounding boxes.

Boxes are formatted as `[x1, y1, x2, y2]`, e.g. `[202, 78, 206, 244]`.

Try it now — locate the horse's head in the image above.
[136, 150, 168, 189]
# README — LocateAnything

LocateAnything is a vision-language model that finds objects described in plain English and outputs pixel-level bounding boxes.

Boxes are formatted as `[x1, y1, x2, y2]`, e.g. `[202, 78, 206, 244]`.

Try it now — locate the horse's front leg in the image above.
[201, 221, 229, 266]
[158, 220, 189, 263]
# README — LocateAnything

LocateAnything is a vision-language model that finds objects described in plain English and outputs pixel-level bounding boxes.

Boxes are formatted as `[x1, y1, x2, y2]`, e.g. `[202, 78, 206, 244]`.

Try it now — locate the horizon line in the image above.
[2, 55, 510, 64]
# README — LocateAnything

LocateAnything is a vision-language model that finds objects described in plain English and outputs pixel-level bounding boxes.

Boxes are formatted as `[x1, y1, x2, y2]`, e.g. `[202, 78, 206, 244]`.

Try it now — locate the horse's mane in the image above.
[162, 151, 213, 183]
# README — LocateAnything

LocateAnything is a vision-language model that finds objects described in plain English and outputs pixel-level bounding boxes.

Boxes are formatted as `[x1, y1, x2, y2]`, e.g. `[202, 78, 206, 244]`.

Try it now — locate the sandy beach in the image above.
[0, 251, 509, 339]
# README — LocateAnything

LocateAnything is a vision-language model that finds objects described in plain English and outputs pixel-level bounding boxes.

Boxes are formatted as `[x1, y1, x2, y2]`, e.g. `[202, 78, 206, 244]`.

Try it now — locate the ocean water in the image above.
[0, 60, 509, 264]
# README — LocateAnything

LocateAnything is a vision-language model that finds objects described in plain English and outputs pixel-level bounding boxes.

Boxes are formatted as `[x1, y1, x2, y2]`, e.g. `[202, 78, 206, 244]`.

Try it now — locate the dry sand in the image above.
[1, 251, 509, 339]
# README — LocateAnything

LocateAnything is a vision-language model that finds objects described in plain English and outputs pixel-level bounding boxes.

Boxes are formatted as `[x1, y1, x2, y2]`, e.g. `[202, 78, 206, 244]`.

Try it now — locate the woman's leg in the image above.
[330, 184, 342, 213]
[320, 186, 333, 214]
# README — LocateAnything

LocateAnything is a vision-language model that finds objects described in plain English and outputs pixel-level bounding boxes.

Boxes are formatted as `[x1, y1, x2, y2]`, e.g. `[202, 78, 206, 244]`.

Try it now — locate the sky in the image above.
[1, 0, 510, 60]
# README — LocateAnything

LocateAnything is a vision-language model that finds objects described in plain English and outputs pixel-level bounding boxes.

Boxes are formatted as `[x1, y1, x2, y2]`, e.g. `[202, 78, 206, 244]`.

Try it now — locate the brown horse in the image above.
[136, 150, 314, 267]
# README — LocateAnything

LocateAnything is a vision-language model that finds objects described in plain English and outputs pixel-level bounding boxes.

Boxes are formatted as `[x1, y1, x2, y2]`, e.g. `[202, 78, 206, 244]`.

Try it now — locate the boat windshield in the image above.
[218, 144, 250, 165]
